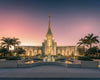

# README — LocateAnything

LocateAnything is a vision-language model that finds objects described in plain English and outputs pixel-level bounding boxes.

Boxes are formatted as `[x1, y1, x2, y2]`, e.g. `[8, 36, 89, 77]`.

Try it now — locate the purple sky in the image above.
[0, 0, 100, 46]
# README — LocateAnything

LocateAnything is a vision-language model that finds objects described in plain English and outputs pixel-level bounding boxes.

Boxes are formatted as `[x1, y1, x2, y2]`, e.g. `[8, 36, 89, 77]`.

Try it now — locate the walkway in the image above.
[0, 65, 100, 78]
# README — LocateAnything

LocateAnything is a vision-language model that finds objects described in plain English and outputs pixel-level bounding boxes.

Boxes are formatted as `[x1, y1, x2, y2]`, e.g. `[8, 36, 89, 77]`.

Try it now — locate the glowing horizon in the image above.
[0, 0, 100, 46]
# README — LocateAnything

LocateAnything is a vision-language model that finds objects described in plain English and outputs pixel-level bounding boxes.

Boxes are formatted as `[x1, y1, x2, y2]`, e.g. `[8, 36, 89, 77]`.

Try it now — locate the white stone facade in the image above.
[20, 16, 79, 56]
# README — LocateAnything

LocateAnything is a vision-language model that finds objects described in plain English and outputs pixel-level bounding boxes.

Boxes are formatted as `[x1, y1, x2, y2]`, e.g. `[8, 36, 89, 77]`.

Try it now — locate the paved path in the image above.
[0, 65, 100, 78]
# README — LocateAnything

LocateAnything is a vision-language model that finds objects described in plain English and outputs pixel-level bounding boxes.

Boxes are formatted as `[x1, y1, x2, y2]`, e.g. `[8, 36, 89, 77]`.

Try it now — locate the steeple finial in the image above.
[46, 15, 53, 37]
[48, 15, 51, 29]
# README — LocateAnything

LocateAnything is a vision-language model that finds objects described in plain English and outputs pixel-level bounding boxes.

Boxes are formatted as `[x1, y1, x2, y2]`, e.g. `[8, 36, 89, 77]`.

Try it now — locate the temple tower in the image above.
[42, 16, 57, 56]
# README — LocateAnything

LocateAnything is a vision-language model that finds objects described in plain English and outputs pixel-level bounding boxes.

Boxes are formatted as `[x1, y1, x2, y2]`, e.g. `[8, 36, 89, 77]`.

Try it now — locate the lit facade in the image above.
[21, 16, 79, 56]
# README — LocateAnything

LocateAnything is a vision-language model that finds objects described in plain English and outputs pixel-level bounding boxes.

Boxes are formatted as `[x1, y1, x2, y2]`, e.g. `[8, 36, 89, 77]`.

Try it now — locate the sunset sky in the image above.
[0, 0, 100, 46]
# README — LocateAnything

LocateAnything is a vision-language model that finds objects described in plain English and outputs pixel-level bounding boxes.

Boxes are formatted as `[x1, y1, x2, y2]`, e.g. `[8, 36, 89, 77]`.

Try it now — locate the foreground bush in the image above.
[55, 58, 66, 62]
[0, 56, 7, 59]
[33, 57, 43, 62]
[6, 56, 21, 60]
[89, 56, 100, 59]
[78, 56, 93, 61]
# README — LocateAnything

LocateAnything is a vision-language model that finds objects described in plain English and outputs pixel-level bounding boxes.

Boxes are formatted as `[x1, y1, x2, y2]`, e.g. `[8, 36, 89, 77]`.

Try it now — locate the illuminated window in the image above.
[48, 49, 51, 53]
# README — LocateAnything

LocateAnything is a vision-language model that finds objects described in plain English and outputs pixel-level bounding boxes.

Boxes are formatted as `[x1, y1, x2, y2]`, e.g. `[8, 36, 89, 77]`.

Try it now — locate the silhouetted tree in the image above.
[84, 33, 99, 48]
[77, 33, 99, 48]
[15, 47, 26, 56]
[0, 47, 11, 56]
[1, 37, 12, 51]
[11, 38, 21, 50]
[77, 38, 87, 47]
[1, 37, 21, 51]
[86, 46, 98, 57]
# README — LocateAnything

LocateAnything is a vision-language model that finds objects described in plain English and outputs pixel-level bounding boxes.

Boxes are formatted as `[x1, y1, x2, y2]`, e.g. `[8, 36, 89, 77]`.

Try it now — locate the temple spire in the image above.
[46, 15, 53, 37]
[48, 15, 51, 29]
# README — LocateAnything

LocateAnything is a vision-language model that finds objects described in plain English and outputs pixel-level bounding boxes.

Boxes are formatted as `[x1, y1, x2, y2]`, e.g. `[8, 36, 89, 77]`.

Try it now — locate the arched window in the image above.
[34, 50, 37, 52]
[38, 50, 42, 54]
[34, 49, 37, 55]
[57, 49, 60, 53]
[30, 51, 32, 55]
[62, 49, 64, 56]
[71, 51, 74, 57]
[67, 51, 69, 55]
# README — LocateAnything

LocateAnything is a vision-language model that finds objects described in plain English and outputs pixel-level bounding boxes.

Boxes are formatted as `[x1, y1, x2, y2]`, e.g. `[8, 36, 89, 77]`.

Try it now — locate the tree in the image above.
[15, 47, 26, 56]
[77, 47, 85, 56]
[1, 37, 21, 51]
[11, 38, 21, 50]
[0, 47, 10, 56]
[77, 38, 87, 55]
[77, 33, 99, 48]
[1, 37, 12, 51]
[86, 46, 98, 56]
[85, 33, 99, 48]
[77, 38, 87, 47]
[98, 49, 100, 53]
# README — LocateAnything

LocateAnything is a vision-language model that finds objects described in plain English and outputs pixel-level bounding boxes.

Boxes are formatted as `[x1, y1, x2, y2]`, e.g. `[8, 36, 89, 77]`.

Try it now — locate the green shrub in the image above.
[78, 56, 93, 61]
[6, 56, 21, 60]
[0, 56, 7, 59]
[56, 58, 66, 62]
[33, 58, 43, 62]
[89, 56, 100, 59]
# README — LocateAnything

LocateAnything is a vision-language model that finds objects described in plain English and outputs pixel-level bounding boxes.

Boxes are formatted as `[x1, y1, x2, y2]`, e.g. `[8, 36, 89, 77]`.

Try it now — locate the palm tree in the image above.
[1, 37, 12, 51]
[77, 38, 87, 47]
[77, 33, 99, 48]
[15, 47, 26, 56]
[11, 38, 21, 51]
[85, 33, 99, 48]
[0, 47, 10, 56]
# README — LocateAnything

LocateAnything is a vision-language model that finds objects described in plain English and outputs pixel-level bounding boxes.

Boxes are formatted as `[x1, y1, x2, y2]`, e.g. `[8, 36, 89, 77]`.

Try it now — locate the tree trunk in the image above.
[7, 44, 10, 51]
[14, 45, 15, 51]
[90, 43, 92, 48]
[4, 53, 6, 57]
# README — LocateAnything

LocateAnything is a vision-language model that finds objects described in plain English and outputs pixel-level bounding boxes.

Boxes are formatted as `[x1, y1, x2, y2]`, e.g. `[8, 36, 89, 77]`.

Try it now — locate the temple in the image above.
[21, 16, 80, 57]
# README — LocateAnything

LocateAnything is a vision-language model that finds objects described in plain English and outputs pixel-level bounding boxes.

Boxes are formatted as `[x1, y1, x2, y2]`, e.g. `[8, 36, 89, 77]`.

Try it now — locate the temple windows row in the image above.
[57, 48, 75, 56]
[25, 49, 42, 56]
[22, 47, 76, 56]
